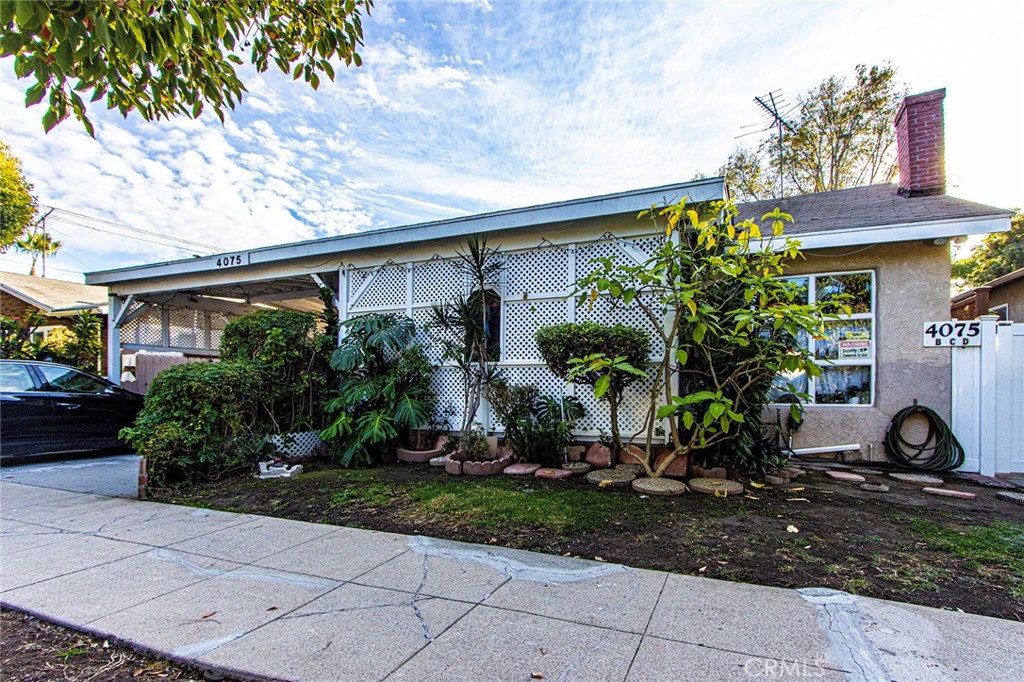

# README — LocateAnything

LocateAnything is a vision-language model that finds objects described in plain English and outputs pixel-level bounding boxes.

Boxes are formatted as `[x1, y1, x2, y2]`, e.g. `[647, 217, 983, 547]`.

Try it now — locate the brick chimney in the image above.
[894, 88, 946, 197]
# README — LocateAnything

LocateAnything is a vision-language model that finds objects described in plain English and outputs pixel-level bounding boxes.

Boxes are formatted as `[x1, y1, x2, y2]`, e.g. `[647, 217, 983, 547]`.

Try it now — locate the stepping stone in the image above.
[765, 475, 787, 486]
[563, 461, 591, 475]
[889, 473, 943, 486]
[429, 456, 448, 467]
[632, 477, 688, 496]
[504, 463, 541, 475]
[615, 463, 645, 476]
[996, 491, 1024, 506]
[956, 473, 1018, 489]
[922, 487, 975, 500]
[688, 477, 744, 496]
[586, 469, 636, 488]
[825, 471, 866, 483]
[535, 468, 573, 480]
[852, 468, 884, 476]
[860, 483, 889, 493]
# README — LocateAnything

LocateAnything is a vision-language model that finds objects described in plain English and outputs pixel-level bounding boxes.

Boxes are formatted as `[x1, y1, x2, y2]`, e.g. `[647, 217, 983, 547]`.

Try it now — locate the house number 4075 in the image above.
[216, 254, 245, 268]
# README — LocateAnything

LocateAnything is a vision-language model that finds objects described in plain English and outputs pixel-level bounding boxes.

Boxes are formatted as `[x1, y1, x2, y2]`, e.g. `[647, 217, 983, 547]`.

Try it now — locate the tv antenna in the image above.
[753, 90, 796, 198]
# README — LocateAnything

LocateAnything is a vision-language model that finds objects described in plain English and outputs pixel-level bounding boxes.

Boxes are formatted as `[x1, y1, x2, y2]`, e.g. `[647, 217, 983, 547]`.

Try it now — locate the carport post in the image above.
[107, 294, 123, 384]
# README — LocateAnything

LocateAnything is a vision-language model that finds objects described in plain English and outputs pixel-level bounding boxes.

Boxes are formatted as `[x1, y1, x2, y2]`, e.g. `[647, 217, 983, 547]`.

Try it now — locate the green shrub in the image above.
[120, 361, 267, 488]
[220, 309, 331, 433]
[535, 322, 650, 453]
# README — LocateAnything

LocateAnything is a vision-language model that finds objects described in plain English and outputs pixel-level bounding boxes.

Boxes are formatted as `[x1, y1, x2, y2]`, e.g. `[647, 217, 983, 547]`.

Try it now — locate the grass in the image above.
[889, 515, 1024, 597]
[58, 646, 89, 662]
[404, 478, 653, 533]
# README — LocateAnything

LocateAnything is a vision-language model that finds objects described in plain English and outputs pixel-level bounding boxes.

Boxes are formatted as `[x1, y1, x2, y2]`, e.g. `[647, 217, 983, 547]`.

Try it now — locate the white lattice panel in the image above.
[577, 240, 621, 275]
[413, 259, 464, 305]
[431, 365, 464, 431]
[122, 306, 163, 346]
[168, 307, 204, 349]
[210, 312, 229, 350]
[630, 235, 664, 258]
[503, 299, 567, 362]
[351, 264, 407, 310]
[506, 247, 569, 298]
[414, 308, 449, 364]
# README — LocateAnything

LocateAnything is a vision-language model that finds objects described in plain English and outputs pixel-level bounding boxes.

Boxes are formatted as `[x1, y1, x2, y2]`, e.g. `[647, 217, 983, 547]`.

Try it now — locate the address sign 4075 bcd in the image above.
[922, 321, 982, 347]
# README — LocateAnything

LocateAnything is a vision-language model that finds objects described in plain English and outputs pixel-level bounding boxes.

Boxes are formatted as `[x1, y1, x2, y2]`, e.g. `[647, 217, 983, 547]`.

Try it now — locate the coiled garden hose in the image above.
[884, 402, 965, 471]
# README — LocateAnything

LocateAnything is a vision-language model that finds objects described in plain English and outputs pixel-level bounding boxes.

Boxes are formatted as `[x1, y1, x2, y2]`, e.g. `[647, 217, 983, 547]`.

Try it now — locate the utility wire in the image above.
[41, 205, 226, 253]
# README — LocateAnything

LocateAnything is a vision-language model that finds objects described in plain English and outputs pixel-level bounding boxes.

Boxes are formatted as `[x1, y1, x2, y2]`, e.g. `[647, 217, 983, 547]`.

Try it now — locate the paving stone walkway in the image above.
[2, 481, 1022, 681]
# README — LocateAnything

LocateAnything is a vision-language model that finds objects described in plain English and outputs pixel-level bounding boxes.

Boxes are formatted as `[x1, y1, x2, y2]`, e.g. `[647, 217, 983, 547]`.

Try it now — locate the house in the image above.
[951, 266, 1024, 322]
[0, 271, 110, 368]
[83, 89, 1014, 463]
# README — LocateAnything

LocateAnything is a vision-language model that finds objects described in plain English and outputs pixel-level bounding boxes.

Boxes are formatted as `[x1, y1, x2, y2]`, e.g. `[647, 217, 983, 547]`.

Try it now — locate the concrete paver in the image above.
[2, 480, 1022, 682]
[167, 515, 337, 563]
[647, 574, 838, 667]
[254, 526, 411, 583]
[202, 583, 473, 681]
[388, 605, 641, 682]
[3, 549, 240, 624]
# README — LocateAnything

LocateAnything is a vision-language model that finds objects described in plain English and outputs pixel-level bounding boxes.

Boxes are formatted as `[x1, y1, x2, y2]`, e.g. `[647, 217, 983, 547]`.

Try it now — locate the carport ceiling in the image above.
[138, 273, 335, 315]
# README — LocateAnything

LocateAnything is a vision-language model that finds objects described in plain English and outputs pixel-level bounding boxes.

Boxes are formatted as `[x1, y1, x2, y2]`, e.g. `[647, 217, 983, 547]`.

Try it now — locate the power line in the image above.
[41, 205, 227, 253]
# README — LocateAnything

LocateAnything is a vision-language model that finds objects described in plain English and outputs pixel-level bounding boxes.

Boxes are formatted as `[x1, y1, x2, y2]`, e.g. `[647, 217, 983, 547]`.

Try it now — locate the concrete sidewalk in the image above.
[1, 481, 1021, 682]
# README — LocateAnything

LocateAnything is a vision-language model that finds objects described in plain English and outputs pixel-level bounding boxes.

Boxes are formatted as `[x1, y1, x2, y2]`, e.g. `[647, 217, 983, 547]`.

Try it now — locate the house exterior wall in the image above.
[987, 278, 1024, 322]
[781, 240, 952, 461]
[0, 291, 65, 325]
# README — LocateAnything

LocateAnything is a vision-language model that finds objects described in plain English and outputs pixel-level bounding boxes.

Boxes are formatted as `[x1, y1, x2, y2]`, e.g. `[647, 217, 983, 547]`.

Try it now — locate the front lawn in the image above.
[160, 463, 1024, 621]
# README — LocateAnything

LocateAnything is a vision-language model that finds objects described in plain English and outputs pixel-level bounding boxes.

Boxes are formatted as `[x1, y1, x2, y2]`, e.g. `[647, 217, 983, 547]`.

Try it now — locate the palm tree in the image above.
[15, 229, 61, 276]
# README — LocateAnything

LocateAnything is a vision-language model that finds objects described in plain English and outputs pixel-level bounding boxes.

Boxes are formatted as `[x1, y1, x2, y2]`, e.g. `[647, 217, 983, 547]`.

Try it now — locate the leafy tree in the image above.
[15, 228, 61, 276]
[1, 140, 38, 251]
[2, 0, 373, 136]
[723, 64, 906, 201]
[0, 310, 45, 359]
[952, 212, 1024, 285]
[573, 199, 842, 477]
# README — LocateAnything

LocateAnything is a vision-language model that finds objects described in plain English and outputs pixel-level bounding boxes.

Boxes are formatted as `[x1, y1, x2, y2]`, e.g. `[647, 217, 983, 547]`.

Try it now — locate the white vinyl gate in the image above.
[951, 317, 1024, 475]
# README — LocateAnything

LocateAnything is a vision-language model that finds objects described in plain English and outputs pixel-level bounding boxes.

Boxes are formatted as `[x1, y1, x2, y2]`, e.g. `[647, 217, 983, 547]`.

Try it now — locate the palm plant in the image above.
[15, 229, 61, 276]
[428, 237, 503, 456]
[320, 313, 437, 467]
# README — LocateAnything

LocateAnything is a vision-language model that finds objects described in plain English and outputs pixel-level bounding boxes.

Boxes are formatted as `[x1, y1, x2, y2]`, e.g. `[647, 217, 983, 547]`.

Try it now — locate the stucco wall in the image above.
[780, 240, 952, 461]
[989, 277, 1024, 322]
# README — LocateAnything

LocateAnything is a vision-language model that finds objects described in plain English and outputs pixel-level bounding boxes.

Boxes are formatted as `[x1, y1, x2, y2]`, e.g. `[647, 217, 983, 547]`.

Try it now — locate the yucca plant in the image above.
[320, 313, 437, 467]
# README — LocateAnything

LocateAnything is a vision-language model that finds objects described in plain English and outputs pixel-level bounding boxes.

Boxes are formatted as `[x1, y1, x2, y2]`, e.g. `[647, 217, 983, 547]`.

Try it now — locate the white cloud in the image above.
[1, 0, 1021, 279]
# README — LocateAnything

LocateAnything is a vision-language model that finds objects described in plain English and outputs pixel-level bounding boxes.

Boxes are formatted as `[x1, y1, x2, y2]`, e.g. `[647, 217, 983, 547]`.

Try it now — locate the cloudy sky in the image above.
[1, 0, 1021, 281]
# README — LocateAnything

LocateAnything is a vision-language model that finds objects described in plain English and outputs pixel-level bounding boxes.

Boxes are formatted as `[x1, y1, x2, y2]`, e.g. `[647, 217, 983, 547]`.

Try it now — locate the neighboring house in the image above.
[84, 88, 1013, 462]
[951, 267, 1024, 322]
[0, 271, 110, 369]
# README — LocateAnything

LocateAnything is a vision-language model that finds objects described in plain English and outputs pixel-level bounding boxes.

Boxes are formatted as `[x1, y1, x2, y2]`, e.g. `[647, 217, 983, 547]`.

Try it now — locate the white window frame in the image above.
[771, 269, 876, 408]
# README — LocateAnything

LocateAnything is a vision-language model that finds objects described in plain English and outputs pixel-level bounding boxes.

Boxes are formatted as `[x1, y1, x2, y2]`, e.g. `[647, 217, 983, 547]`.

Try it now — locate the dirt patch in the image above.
[0, 608, 242, 682]
[159, 460, 1024, 621]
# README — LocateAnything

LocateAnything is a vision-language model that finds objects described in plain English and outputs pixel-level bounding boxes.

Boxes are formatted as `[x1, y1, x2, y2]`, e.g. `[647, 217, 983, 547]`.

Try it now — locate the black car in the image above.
[0, 360, 144, 464]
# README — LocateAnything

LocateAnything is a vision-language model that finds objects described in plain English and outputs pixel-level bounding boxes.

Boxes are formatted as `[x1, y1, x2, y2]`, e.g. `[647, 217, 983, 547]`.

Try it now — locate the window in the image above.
[0, 364, 35, 392]
[769, 271, 875, 406]
[36, 365, 109, 394]
[989, 304, 1009, 322]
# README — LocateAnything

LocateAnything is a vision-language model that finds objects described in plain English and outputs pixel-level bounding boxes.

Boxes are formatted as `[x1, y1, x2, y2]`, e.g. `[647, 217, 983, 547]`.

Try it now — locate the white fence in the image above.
[951, 317, 1024, 475]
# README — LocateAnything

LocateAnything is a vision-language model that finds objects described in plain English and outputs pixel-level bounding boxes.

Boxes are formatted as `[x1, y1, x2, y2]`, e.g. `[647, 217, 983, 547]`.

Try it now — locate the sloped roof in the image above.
[0, 271, 108, 314]
[737, 183, 1013, 236]
[952, 266, 1024, 303]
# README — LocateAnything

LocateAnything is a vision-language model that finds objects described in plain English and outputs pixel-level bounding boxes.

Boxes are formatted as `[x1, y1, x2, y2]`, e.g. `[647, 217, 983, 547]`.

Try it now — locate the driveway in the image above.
[0, 454, 141, 499]
[2, 481, 1022, 682]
